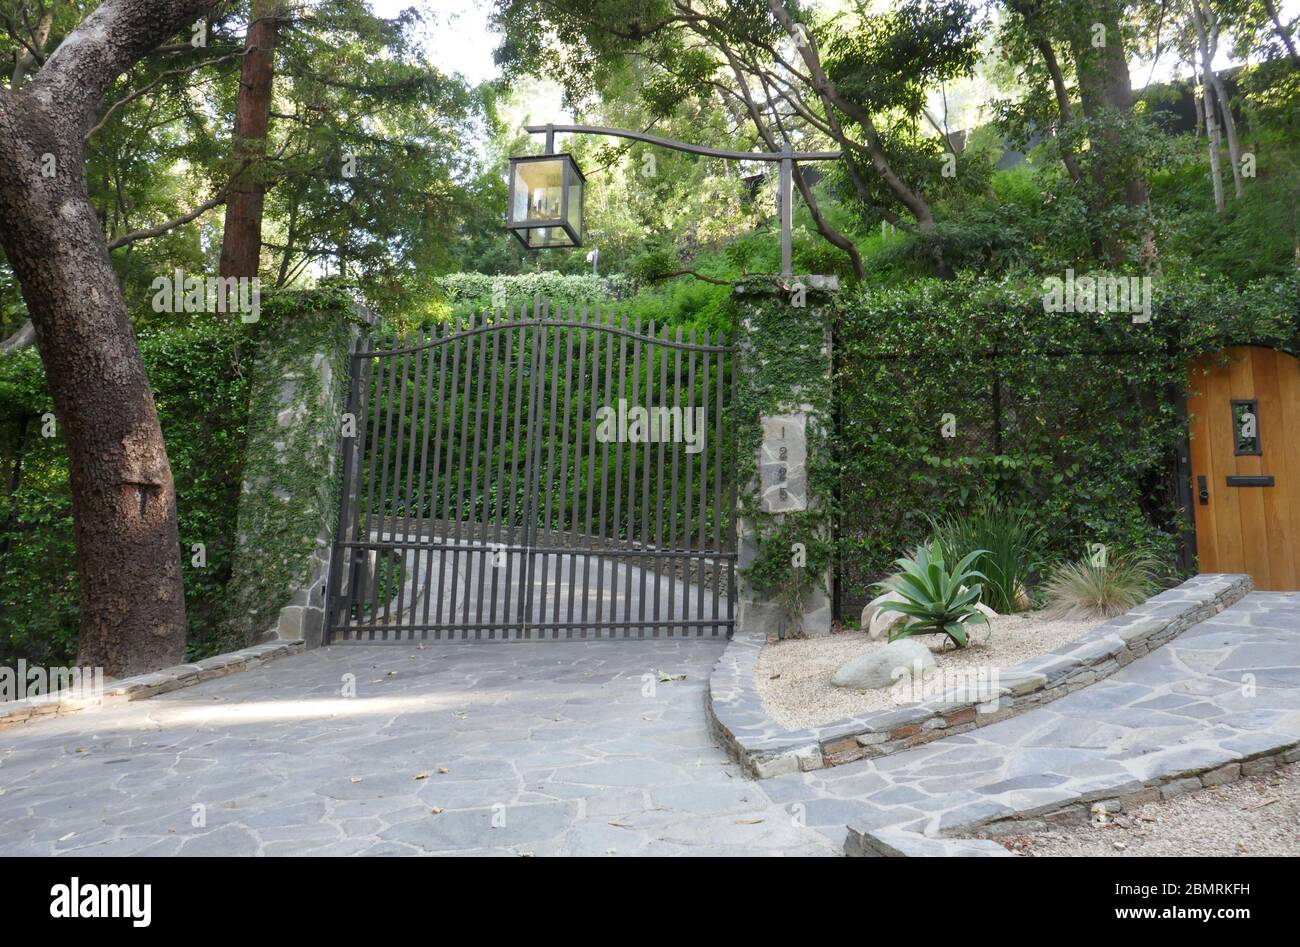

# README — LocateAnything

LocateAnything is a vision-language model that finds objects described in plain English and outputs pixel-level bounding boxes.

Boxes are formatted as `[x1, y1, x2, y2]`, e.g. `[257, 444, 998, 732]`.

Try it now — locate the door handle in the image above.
[1197, 475, 1209, 505]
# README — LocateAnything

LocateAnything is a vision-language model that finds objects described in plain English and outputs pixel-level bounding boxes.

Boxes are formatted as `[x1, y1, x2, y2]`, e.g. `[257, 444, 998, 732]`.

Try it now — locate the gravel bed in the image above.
[989, 761, 1300, 857]
[754, 612, 1099, 731]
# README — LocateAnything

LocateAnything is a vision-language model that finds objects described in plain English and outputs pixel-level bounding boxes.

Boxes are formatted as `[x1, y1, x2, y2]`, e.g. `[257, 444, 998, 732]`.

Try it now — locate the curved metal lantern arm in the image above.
[524, 123, 842, 163]
[522, 122, 838, 276]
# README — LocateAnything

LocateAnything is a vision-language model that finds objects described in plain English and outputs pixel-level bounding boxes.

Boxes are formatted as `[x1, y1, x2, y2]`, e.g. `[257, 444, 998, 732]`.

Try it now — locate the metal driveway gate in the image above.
[324, 297, 736, 642]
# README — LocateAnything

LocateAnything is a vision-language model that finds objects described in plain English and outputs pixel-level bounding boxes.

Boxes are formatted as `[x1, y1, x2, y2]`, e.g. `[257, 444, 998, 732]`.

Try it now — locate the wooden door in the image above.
[1186, 346, 1300, 591]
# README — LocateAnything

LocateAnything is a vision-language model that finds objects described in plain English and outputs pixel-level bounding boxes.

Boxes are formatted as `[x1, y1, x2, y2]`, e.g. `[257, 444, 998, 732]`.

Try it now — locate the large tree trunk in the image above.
[0, 0, 219, 676]
[1067, 5, 1151, 262]
[218, 0, 281, 281]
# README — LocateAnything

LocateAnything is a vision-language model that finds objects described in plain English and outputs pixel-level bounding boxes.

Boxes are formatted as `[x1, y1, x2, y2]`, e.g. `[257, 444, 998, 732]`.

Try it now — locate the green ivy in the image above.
[731, 279, 838, 636]
[835, 272, 1300, 610]
[0, 319, 252, 665]
[220, 290, 365, 649]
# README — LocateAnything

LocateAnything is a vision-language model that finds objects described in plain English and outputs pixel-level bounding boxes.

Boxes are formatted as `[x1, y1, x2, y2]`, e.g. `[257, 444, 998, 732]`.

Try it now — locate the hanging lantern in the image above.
[505, 153, 585, 249]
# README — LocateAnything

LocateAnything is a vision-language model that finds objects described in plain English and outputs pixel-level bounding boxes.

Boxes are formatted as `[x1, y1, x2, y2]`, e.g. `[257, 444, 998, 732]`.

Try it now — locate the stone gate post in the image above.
[223, 292, 374, 648]
[732, 275, 838, 638]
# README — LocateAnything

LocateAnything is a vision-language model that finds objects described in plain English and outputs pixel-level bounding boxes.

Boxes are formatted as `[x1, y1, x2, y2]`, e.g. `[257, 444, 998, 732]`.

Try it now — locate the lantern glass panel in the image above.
[525, 226, 577, 248]
[567, 176, 583, 237]
[512, 158, 566, 223]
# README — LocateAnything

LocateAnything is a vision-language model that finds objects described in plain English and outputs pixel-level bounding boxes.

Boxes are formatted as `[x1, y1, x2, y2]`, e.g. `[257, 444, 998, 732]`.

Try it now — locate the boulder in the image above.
[861, 592, 908, 639]
[831, 639, 936, 691]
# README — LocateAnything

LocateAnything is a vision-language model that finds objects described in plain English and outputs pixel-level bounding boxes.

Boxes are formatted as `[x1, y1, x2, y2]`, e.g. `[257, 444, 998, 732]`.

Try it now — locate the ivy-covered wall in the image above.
[732, 276, 839, 638]
[223, 290, 373, 648]
[835, 273, 1300, 613]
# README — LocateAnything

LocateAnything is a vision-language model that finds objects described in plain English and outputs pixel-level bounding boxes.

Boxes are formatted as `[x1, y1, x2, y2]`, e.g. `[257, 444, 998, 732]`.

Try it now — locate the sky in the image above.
[369, 0, 502, 85]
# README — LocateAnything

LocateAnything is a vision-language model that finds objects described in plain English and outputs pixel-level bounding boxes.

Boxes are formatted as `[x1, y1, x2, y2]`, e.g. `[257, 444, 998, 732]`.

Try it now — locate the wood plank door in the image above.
[1186, 346, 1300, 591]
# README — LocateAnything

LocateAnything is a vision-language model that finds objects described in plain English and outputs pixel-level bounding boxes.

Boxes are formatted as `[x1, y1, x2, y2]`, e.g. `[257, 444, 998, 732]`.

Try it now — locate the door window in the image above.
[1232, 399, 1260, 456]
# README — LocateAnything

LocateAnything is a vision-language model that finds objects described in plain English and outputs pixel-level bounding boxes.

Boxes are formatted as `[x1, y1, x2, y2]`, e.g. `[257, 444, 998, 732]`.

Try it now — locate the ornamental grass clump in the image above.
[872, 544, 993, 649]
[1041, 551, 1159, 620]
[927, 496, 1043, 614]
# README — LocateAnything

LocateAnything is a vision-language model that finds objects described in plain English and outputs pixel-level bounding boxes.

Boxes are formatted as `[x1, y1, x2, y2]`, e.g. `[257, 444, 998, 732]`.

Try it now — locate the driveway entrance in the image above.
[326, 298, 737, 641]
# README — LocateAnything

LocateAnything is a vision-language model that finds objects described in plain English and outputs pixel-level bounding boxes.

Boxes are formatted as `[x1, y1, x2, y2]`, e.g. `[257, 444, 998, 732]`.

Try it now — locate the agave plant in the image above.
[872, 545, 993, 649]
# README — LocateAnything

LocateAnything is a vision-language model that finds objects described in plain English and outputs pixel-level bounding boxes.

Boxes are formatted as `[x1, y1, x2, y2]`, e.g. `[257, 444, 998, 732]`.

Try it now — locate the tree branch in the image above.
[85, 46, 248, 141]
[28, 0, 221, 134]
[106, 191, 226, 249]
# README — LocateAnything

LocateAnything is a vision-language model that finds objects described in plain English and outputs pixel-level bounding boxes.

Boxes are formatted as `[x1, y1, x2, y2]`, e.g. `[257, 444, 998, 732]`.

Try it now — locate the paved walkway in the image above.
[760, 591, 1300, 853]
[0, 640, 832, 856]
[2, 591, 1296, 857]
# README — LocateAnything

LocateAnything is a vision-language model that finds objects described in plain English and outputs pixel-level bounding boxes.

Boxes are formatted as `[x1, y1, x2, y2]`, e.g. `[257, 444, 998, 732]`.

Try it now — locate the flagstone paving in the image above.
[0, 640, 835, 857]
[1, 590, 1297, 857]
[765, 591, 1300, 855]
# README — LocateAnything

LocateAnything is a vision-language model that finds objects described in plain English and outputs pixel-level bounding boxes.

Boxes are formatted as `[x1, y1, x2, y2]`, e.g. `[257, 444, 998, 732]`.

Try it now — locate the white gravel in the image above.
[754, 612, 1099, 731]
[989, 761, 1300, 857]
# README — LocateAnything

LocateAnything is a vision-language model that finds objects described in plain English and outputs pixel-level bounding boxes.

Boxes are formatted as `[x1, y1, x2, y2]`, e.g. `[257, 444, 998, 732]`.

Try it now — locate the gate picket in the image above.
[325, 296, 736, 642]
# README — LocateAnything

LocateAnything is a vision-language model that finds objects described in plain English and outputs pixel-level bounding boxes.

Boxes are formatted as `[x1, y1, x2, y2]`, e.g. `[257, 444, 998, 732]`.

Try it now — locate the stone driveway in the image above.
[0, 640, 835, 857]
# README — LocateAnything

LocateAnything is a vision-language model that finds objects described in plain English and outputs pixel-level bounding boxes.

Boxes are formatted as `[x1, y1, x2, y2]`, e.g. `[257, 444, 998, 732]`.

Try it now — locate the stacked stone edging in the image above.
[707, 573, 1253, 778]
[0, 640, 303, 728]
[846, 738, 1300, 857]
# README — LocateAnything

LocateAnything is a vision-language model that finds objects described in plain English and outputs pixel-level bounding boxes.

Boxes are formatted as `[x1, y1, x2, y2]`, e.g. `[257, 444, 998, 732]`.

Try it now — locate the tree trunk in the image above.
[1199, 1, 1243, 198]
[1261, 0, 1300, 65]
[1034, 38, 1084, 185]
[218, 0, 281, 282]
[0, 94, 186, 675]
[1191, 62, 1205, 138]
[1191, 0, 1226, 212]
[767, 0, 938, 229]
[1068, 5, 1152, 262]
[1209, 70, 1243, 199]
[0, 0, 220, 676]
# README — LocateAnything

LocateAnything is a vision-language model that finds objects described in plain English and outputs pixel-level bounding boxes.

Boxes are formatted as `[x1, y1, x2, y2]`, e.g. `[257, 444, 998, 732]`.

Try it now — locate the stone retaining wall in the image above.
[0, 641, 303, 728]
[847, 740, 1300, 857]
[707, 573, 1253, 778]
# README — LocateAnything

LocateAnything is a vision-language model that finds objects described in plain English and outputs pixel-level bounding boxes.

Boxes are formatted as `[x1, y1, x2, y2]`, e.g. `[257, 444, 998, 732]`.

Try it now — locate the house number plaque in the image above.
[759, 412, 807, 513]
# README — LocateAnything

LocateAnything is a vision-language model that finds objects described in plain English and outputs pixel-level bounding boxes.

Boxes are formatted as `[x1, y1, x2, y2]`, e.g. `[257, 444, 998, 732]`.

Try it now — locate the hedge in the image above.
[834, 272, 1300, 612]
[0, 319, 251, 666]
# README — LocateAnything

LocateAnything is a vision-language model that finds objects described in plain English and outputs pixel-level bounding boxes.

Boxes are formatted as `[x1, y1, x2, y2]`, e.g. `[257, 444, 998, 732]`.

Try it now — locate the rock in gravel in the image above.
[831, 639, 935, 691]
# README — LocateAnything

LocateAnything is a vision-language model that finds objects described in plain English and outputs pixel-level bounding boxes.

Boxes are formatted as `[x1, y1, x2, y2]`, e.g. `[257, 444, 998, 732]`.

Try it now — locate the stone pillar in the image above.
[223, 293, 374, 648]
[733, 275, 837, 638]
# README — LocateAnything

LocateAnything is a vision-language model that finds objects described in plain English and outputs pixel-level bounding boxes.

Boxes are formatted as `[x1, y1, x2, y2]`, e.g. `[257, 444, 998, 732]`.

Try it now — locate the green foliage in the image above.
[1041, 550, 1159, 620]
[1146, 127, 1300, 282]
[0, 1, 492, 333]
[434, 271, 633, 319]
[875, 544, 989, 648]
[0, 318, 251, 666]
[221, 291, 360, 649]
[927, 495, 1042, 613]
[836, 273, 1299, 608]
[743, 524, 836, 638]
[824, 0, 984, 118]
[731, 281, 838, 636]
